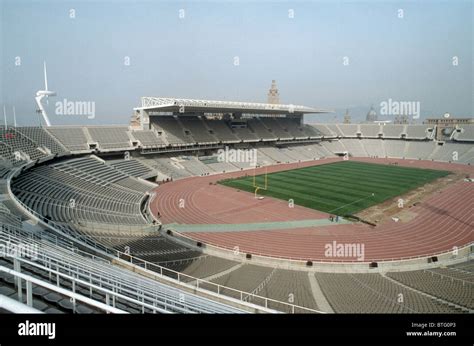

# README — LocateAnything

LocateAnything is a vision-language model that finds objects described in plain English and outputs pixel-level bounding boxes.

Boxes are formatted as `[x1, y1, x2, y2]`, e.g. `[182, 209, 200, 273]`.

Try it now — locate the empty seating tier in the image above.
[209, 264, 274, 299]
[204, 119, 240, 143]
[315, 272, 462, 313]
[276, 118, 310, 139]
[162, 256, 239, 279]
[383, 140, 407, 158]
[360, 124, 381, 138]
[87, 126, 133, 150]
[247, 119, 277, 141]
[11, 156, 151, 226]
[260, 118, 293, 140]
[131, 130, 166, 148]
[52, 156, 129, 184]
[232, 125, 260, 142]
[181, 117, 218, 144]
[404, 141, 436, 159]
[257, 269, 318, 312]
[0, 126, 47, 162]
[430, 143, 472, 163]
[362, 139, 385, 157]
[80, 230, 201, 263]
[137, 155, 193, 180]
[0, 142, 21, 165]
[15, 127, 69, 156]
[405, 125, 432, 139]
[325, 124, 344, 137]
[302, 124, 325, 138]
[337, 124, 359, 137]
[387, 270, 473, 309]
[339, 139, 368, 157]
[152, 117, 196, 145]
[454, 124, 474, 142]
[310, 124, 334, 137]
[382, 125, 405, 138]
[109, 159, 156, 179]
[47, 127, 89, 151]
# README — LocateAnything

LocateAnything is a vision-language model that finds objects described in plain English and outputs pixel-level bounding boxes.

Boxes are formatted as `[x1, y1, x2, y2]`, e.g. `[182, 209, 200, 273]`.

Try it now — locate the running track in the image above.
[150, 158, 474, 262]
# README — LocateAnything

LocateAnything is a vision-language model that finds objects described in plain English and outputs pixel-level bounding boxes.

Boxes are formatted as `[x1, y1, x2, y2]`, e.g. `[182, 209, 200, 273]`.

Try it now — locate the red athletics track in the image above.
[149, 158, 474, 262]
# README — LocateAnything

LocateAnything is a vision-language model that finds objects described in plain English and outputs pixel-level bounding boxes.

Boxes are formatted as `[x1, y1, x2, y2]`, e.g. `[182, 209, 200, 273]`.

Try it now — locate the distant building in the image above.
[425, 116, 474, 140]
[129, 111, 142, 130]
[394, 114, 409, 124]
[366, 105, 378, 122]
[425, 117, 474, 125]
[343, 109, 351, 124]
[267, 80, 280, 104]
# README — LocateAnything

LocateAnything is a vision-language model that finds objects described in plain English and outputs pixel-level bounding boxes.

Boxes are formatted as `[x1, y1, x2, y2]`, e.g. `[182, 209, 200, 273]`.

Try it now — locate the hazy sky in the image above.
[1, 0, 472, 125]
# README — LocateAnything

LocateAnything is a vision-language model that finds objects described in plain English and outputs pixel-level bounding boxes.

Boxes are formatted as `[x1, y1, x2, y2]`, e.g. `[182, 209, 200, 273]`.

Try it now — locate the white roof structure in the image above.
[134, 97, 331, 115]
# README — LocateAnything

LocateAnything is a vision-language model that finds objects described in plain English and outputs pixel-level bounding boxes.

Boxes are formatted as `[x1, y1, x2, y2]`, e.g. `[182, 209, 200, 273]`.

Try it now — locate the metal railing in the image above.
[118, 249, 324, 314]
[0, 229, 244, 314]
[0, 266, 127, 314]
[0, 294, 43, 313]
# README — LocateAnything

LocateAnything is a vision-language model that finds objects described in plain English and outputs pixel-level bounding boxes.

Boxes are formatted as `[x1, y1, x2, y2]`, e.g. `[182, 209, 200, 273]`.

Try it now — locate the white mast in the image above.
[3, 105, 7, 129]
[13, 106, 17, 127]
[44, 61, 48, 91]
[35, 61, 56, 127]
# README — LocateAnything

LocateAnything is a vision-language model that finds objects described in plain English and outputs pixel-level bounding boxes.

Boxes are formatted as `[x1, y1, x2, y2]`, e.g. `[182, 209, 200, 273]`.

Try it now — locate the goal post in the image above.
[253, 167, 268, 198]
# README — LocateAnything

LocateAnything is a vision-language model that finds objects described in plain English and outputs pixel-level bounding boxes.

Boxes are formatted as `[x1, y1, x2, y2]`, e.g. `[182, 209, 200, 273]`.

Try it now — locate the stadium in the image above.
[0, 95, 473, 315]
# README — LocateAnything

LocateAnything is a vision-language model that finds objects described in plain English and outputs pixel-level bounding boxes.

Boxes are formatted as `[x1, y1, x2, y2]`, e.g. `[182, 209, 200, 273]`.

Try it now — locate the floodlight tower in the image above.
[35, 62, 56, 127]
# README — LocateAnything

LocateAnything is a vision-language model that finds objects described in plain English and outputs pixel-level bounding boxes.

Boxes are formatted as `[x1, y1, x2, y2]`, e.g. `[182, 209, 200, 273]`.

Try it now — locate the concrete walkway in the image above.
[165, 218, 351, 233]
[308, 272, 334, 313]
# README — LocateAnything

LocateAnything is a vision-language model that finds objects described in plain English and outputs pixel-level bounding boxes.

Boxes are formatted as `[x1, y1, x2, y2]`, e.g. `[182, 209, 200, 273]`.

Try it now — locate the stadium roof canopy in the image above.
[134, 97, 331, 115]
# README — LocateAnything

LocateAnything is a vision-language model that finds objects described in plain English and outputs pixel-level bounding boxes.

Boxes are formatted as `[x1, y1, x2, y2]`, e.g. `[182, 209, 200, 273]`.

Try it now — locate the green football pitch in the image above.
[218, 161, 450, 215]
